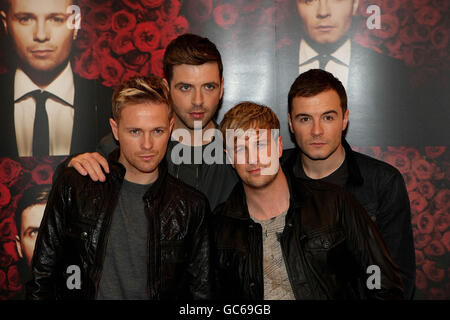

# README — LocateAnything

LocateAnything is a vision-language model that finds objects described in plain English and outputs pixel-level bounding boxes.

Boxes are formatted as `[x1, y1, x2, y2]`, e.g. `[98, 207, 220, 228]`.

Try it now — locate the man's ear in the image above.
[343, 109, 349, 131]
[219, 77, 224, 100]
[110, 118, 119, 141]
[1, 11, 7, 34]
[169, 116, 175, 132]
[162, 78, 169, 90]
[278, 135, 283, 158]
[15, 235, 23, 259]
[288, 113, 294, 133]
[352, 0, 360, 15]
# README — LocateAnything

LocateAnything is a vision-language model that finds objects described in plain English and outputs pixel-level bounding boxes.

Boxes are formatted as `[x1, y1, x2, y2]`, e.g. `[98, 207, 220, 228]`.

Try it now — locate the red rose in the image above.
[415, 269, 428, 290]
[85, 0, 112, 8]
[383, 152, 410, 173]
[412, 158, 434, 180]
[402, 172, 417, 192]
[414, 6, 441, 27]
[431, 25, 449, 50]
[414, 232, 431, 249]
[150, 49, 165, 78]
[186, 0, 212, 23]
[87, 7, 113, 32]
[425, 146, 446, 159]
[396, 6, 410, 26]
[0, 270, 7, 292]
[413, 0, 431, 8]
[405, 148, 421, 161]
[123, 0, 144, 11]
[373, 14, 399, 39]
[173, 16, 189, 37]
[101, 56, 125, 87]
[422, 260, 445, 282]
[160, 0, 182, 20]
[0, 217, 16, 240]
[398, 25, 416, 45]
[0, 183, 11, 208]
[432, 163, 446, 180]
[140, 59, 152, 77]
[112, 10, 137, 33]
[417, 211, 434, 234]
[31, 164, 53, 185]
[133, 22, 161, 53]
[121, 69, 141, 82]
[3, 241, 19, 262]
[0, 158, 22, 186]
[433, 189, 450, 211]
[7, 265, 22, 292]
[213, 3, 239, 30]
[418, 181, 435, 200]
[424, 240, 445, 258]
[119, 50, 149, 71]
[140, 0, 164, 8]
[75, 27, 97, 51]
[415, 249, 424, 266]
[112, 32, 136, 56]
[74, 49, 101, 80]
[433, 209, 449, 233]
[431, 0, 449, 12]
[412, 24, 431, 43]
[94, 32, 113, 57]
[442, 231, 450, 252]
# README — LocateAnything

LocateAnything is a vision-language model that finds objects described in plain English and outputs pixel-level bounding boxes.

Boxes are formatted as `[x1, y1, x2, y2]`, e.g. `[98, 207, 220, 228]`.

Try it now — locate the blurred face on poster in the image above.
[1, 0, 76, 74]
[168, 62, 224, 132]
[296, 0, 359, 44]
[16, 203, 45, 267]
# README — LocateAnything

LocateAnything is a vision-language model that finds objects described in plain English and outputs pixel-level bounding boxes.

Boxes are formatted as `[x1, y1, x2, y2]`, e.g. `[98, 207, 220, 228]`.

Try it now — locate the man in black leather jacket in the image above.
[284, 69, 415, 299]
[212, 102, 403, 300]
[26, 76, 212, 300]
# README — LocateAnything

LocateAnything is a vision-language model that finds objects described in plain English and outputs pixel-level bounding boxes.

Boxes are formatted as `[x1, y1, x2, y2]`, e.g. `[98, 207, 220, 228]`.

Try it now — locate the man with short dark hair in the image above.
[283, 69, 415, 299]
[0, 0, 111, 157]
[27, 76, 212, 300]
[212, 101, 403, 300]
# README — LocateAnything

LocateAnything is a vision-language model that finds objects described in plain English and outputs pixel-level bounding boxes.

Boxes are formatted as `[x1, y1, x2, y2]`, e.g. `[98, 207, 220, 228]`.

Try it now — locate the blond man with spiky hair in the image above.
[27, 76, 212, 300]
[212, 102, 404, 300]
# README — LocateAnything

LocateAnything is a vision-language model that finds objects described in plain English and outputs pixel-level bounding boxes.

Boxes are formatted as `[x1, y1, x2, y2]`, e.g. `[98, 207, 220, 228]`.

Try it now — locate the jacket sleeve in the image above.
[375, 170, 416, 299]
[339, 190, 404, 300]
[187, 198, 213, 299]
[26, 174, 68, 300]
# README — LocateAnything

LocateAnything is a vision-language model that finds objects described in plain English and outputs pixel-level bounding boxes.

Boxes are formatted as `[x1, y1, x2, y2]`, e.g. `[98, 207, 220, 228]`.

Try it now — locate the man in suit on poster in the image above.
[277, 0, 416, 146]
[0, 0, 111, 157]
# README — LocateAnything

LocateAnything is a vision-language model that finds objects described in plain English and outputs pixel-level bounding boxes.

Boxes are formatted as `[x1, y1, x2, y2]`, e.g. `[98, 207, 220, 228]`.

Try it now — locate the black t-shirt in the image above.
[293, 158, 348, 187]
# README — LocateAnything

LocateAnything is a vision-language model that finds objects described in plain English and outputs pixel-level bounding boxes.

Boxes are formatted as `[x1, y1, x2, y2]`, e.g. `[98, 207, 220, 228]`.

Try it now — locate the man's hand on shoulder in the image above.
[68, 152, 109, 182]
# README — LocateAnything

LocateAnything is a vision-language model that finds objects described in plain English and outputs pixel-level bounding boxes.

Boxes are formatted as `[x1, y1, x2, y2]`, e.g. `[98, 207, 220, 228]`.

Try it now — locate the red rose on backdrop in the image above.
[415, 269, 428, 290]
[0, 158, 22, 186]
[433, 210, 449, 233]
[423, 240, 446, 258]
[186, 0, 212, 23]
[213, 3, 239, 30]
[161, 0, 183, 20]
[433, 189, 450, 211]
[412, 24, 431, 43]
[3, 241, 19, 262]
[0, 217, 16, 240]
[373, 14, 399, 39]
[141, 0, 164, 8]
[133, 22, 161, 53]
[121, 69, 141, 82]
[0, 183, 11, 207]
[409, 192, 428, 215]
[160, 16, 189, 47]
[112, 32, 136, 56]
[418, 181, 435, 200]
[380, 0, 401, 14]
[31, 164, 53, 185]
[415, 249, 424, 266]
[150, 49, 165, 78]
[431, 0, 449, 11]
[414, 6, 441, 27]
[398, 25, 416, 45]
[431, 25, 449, 50]
[75, 27, 97, 51]
[425, 146, 446, 159]
[384, 152, 410, 174]
[442, 231, 450, 252]
[87, 7, 113, 32]
[74, 49, 101, 80]
[112, 10, 137, 33]
[83, 0, 113, 8]
[7, 265, 21, 292]
[414, 232, 431, 249]
[119, 50, 149, 71]
[94, 32, 113, 57]
[422, 260, 445, 282]
[101, 56, 125, 87]
[122, 0, 144, 11]
[412, 158, 434, 180]
[417, 211, 434, 234]
[401, 172, 418, 192]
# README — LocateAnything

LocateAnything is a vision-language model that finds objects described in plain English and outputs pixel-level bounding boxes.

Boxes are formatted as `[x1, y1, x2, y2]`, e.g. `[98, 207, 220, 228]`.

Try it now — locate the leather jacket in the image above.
[27, 149, 212, 300]
[282, 139, 415, 299]
[211, 171, 404, 300]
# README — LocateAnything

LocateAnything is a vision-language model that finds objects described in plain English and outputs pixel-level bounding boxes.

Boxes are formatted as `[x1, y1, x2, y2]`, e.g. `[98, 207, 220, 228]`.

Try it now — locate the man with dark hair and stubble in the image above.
[283, 69, 415, 299]
[64, 33, 238, 210]
[27, 76, 212, 300]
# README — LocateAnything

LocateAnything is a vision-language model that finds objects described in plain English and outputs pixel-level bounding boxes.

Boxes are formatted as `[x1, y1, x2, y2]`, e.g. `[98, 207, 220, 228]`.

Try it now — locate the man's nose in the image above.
[34, 20, 50, 42]
[192, 88, 204, 106]
[141, 133, 153, 150]
[316, 0, 331, 19]
[311, 119, 324, 137]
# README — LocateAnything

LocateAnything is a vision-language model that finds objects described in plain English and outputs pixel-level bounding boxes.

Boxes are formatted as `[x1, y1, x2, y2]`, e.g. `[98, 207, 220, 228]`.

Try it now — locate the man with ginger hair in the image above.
[27, 76, 212, 300]
[211, 101, 403, 300]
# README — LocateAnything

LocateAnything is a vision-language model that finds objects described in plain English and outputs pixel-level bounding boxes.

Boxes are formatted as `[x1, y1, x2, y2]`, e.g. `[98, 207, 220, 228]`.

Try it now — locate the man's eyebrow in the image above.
[322, 110, 338, 116]
[294, 110, 338, 118]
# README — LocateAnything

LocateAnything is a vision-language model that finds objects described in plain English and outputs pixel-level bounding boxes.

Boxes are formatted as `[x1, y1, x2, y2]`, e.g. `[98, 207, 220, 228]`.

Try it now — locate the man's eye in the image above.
[18, 16, 32, 24]
[323, 115, 334, 121]
[204, 84, 216, 90]
[180, 85, 190, 91]
[154, 129, 164, 135]
[130, 129, 140, 135]
[50, 16, 65, 24]
[299, 117, 310, 122]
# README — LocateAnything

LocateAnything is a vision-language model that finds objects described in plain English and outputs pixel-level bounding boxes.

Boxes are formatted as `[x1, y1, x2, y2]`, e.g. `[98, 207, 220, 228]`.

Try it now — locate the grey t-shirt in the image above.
[97, 179, 152, 300]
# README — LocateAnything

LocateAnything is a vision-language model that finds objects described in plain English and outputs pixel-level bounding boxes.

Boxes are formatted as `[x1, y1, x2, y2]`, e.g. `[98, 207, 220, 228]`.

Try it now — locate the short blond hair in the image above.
[219, 102, 280, 139]
[112, 76, 172, 121]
